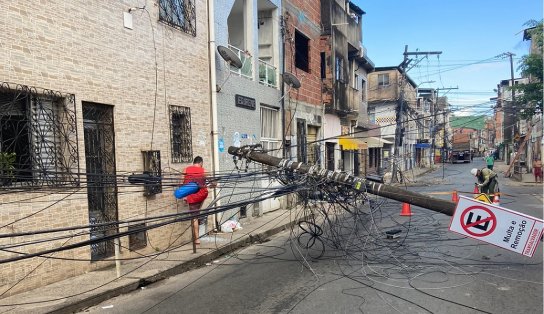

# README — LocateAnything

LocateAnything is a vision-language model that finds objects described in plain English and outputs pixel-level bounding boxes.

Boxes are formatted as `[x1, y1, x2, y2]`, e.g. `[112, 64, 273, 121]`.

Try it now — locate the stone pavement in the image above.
[0, 207, 307, 314]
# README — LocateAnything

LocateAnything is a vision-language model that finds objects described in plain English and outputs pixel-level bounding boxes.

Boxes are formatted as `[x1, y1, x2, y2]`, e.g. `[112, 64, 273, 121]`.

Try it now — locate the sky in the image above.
[354, 0, 543, 116]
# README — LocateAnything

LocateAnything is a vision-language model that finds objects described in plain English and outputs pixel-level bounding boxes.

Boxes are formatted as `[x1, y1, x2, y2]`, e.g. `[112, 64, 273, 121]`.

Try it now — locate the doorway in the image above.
[83, 102, 118, 261]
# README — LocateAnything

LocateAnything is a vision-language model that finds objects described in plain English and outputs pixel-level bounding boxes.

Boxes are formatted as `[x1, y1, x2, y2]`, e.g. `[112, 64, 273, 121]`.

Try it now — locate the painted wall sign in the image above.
[233, 132, 241, 147]
[218, 138, 225, 152]
[449, 196, 543, 257]
[235, 94, 256, 110]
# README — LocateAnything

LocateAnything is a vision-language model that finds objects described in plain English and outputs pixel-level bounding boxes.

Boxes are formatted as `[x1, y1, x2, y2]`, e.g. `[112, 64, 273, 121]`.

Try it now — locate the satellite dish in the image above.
[282, 72, 301, 89]
[217, 45, 242, 69]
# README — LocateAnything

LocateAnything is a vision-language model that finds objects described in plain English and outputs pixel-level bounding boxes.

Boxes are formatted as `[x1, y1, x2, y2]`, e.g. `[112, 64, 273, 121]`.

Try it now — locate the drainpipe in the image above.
[207, 0, 219, 231]
[281, 15, 286, 158]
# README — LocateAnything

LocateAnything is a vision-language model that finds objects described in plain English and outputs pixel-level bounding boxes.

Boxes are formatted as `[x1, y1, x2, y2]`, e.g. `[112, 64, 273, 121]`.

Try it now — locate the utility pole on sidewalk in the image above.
[434, 87, 457, 179]
[499, 52, 516, 164]
[391, 46, 442, 183]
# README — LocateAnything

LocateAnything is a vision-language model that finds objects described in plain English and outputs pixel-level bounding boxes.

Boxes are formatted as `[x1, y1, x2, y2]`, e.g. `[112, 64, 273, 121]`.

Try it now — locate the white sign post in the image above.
[449, 196, 543, 257]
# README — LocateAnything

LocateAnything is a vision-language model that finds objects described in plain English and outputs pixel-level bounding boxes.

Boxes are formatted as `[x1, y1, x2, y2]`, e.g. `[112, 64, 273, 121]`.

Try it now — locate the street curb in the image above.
[47, 217, 299, 314]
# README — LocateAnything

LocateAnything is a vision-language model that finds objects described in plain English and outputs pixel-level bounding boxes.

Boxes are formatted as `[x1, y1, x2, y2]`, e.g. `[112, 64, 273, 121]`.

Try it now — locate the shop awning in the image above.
[339, 137, 368, 150]
[363, 137, 393, 148]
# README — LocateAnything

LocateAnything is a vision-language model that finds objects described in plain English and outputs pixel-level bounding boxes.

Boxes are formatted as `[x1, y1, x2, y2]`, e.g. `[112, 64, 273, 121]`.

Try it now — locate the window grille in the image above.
[0, 82, 79, 188]
[143, 150, 162, 196]
[169, 105, 193, 163]
[159, 0, 196, 36]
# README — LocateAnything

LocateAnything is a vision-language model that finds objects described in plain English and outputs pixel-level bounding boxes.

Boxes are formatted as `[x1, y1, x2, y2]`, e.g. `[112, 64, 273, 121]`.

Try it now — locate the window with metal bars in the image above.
[0, 82, 79, 187]
[159, 0, 196, 36]
[169, 105, 193, 163]
[142, 150, 162, 196]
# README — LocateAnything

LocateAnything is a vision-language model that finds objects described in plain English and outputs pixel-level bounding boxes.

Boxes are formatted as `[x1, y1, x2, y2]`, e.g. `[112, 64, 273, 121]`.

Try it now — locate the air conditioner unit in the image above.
[358, 43, 366, 58]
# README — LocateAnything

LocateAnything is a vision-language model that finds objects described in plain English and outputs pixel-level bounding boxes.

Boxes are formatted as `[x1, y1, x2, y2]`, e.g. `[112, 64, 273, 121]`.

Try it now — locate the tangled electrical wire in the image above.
[0, 149, 541, 313]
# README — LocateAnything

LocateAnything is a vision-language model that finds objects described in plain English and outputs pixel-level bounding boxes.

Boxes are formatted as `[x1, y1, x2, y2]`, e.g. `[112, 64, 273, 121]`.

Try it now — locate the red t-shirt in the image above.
[182, 165, 208, 204]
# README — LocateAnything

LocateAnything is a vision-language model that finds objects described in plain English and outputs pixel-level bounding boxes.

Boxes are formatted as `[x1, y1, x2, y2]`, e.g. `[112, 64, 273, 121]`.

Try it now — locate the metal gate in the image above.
[83, 102, 118, 261]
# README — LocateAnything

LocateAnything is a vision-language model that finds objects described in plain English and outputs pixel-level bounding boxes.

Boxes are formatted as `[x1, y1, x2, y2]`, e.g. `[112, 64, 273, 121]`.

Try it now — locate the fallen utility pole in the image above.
[228, 146, 456, 216]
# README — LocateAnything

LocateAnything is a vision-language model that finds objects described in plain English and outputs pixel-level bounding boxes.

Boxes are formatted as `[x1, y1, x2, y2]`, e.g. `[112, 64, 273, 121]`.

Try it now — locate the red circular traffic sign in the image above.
[460, 206, 497, 237]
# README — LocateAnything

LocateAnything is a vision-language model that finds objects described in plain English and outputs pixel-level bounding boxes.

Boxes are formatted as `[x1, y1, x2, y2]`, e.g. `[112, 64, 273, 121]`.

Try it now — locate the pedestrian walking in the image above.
[485, 154, 495, 170]
[182, 156, 211, 245]
[533, 157, 542, 183]
[471, 167, 499, 196]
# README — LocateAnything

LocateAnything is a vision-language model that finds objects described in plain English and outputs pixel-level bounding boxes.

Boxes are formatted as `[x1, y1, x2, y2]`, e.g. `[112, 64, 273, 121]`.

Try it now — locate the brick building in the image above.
[0, 0, 211, 294]
[282, 0, 323, 166]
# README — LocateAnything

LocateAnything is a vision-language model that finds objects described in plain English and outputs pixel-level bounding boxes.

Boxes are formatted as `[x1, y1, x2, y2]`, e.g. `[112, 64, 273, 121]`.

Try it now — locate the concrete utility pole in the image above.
[508, 52, 517, 163]
[392, 46, 442, 183]
[502, 52, 516, 164]
[434, 87, 458, 169]
[229, 146, 456, 216]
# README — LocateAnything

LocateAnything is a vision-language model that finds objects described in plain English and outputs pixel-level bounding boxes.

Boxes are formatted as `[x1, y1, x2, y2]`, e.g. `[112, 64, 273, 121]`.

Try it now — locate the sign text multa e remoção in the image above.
[504, 220, 527, 249]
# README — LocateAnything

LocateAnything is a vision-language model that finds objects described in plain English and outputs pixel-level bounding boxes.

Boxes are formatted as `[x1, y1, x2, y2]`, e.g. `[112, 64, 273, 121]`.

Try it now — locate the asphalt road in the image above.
[82, 161, 543, 314]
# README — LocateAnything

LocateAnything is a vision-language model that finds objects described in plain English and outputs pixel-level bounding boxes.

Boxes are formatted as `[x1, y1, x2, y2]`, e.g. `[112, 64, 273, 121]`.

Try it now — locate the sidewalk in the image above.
[493, 160, 543, 187]
[0, 207, 306, 314]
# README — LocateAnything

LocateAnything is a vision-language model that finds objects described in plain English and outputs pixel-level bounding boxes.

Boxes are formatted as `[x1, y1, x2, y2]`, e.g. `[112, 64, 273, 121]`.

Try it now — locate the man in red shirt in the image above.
[182, 156, 209, 245]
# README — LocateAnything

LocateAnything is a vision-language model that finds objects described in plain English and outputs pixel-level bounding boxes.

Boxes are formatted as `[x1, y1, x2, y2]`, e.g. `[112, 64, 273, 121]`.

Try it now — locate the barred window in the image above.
[0, 83, 79, 187]
[142, 150, 162, 196]
[169, 105, 192, 163]
[159, 0, 196, 36]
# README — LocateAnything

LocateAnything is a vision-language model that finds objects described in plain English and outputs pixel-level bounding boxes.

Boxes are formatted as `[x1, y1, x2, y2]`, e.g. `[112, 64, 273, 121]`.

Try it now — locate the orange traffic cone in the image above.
[400, 202, 413, 216]
[493, 193, 500, 206]
[473, 184, 479, 196]
[452, 190, 459, 203]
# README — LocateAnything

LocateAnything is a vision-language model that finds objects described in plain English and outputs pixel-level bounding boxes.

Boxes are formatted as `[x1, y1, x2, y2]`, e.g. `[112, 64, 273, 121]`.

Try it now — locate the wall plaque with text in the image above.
[235, 94, 256, 110]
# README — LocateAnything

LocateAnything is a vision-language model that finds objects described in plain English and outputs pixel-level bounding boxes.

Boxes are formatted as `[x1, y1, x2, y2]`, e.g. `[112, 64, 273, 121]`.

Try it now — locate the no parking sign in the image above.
[449, 196, 543, 257]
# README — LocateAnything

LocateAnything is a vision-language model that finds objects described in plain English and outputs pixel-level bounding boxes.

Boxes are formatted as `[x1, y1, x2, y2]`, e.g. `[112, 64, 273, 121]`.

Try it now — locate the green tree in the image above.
[511, 20, 543, 119]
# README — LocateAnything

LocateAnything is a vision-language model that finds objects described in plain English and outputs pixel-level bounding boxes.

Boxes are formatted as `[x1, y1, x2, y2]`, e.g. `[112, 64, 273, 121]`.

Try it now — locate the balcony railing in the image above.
[228, 45, 253, 80]
[258, 59, 277, 88]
